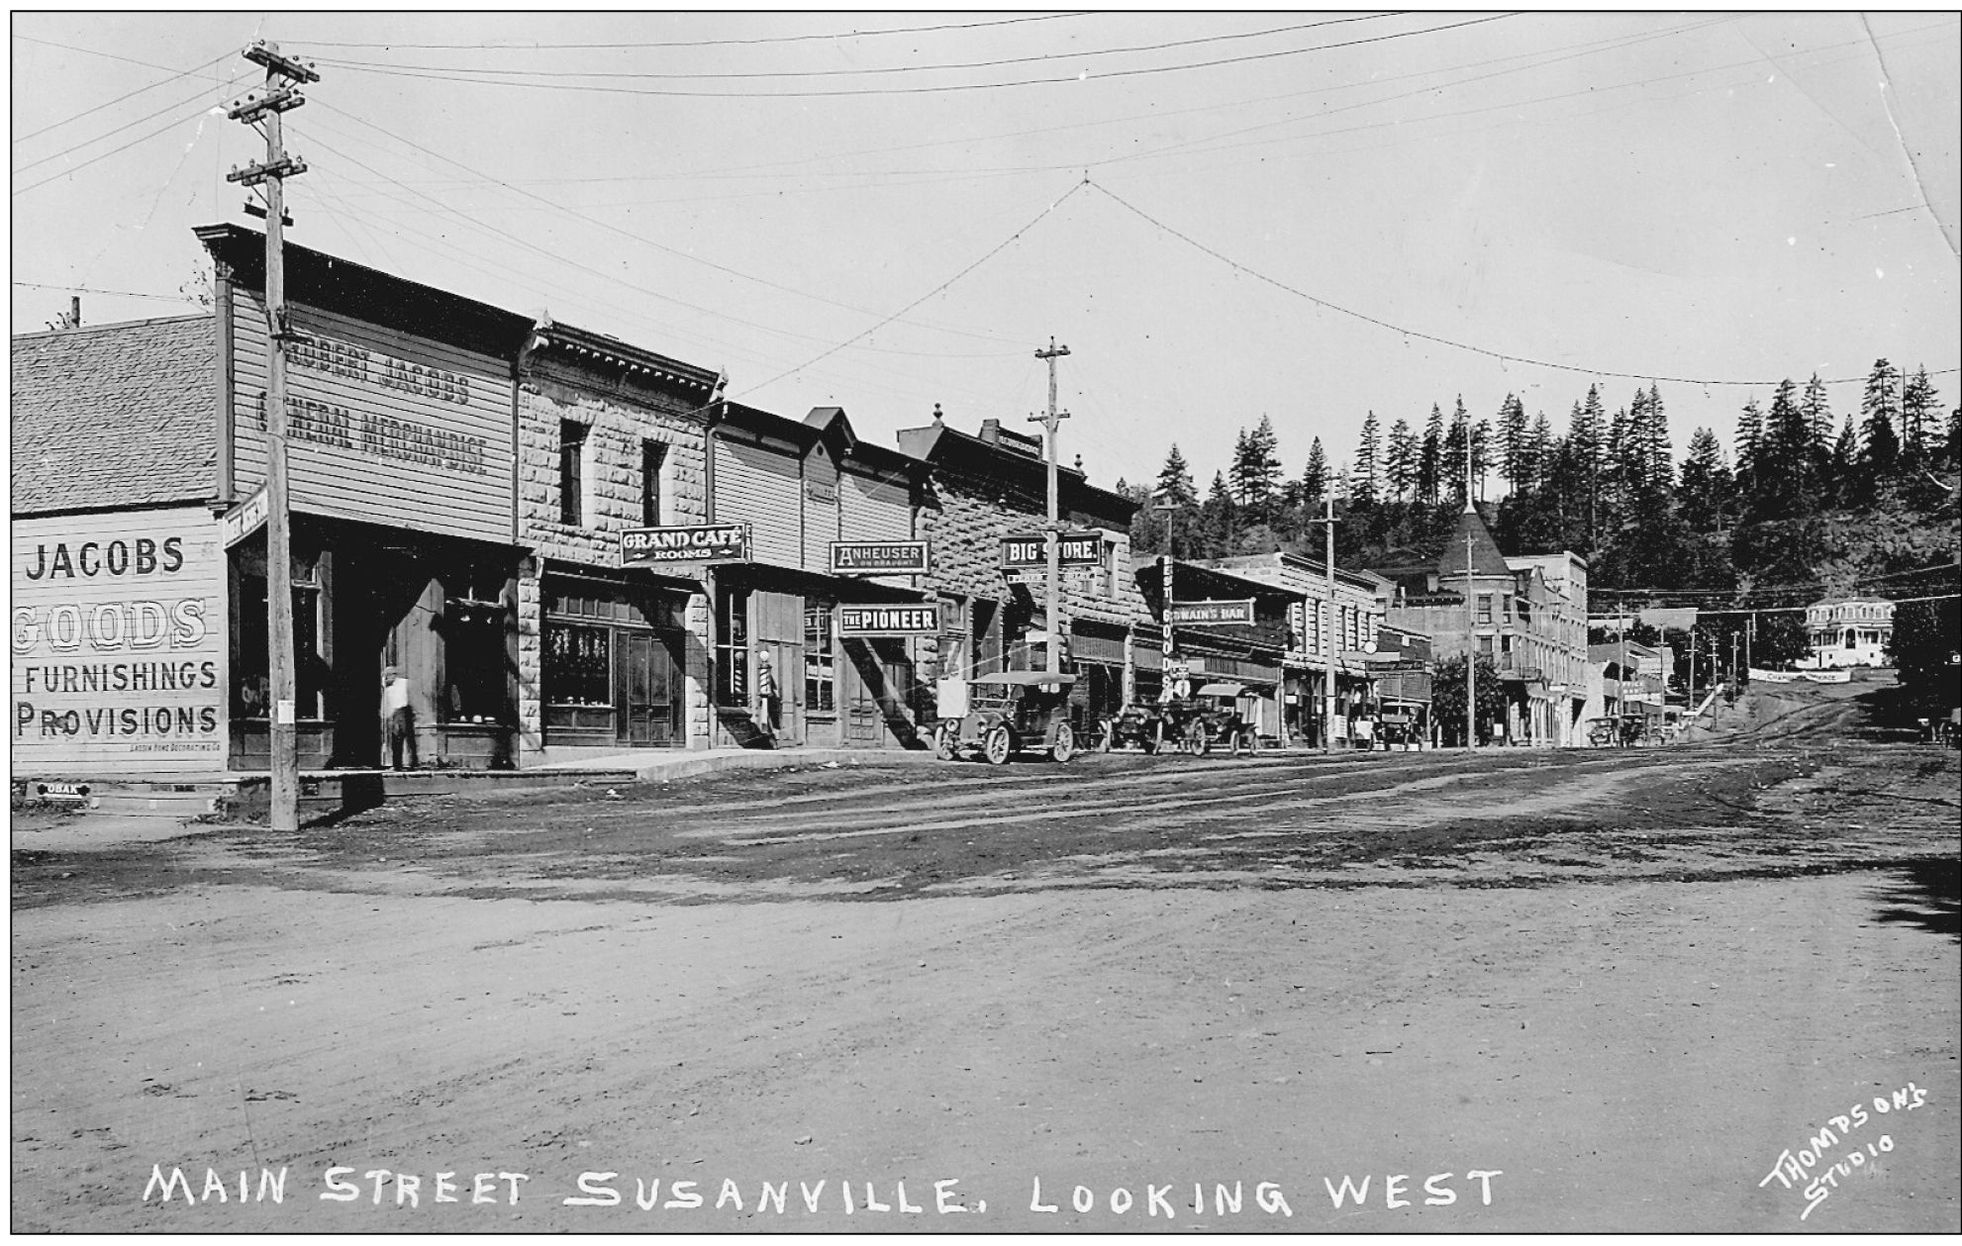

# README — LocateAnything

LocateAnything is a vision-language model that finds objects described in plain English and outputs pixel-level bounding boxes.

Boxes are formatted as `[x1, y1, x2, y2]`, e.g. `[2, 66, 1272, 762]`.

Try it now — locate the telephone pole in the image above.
[228, 41, 316, 831]
[1465, 532, 1477, 749]
[1322, 494, 1339, 753]
[1030, 337, 1070, 676]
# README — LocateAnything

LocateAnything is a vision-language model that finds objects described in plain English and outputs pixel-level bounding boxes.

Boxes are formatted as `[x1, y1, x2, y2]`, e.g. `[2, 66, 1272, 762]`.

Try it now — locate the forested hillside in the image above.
[1117, 359, 1961, 694]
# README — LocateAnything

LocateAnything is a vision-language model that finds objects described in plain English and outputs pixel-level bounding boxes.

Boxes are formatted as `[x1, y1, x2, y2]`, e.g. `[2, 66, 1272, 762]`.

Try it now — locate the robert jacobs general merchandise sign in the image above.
[621, 523, 751, 567]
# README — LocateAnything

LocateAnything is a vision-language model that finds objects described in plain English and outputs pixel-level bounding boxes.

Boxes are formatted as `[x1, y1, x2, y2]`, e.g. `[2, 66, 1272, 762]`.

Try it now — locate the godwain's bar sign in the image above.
[621, 523, 751, 567]
[1167, 599, 1256, 625]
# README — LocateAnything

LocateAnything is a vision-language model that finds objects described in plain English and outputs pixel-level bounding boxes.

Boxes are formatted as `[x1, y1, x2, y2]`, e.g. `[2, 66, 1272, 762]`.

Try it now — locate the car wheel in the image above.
[1051, 723, 1076, 764]
[983, 725, 1014, 766]
[1188, 720, 1210, 756]
[935, 724, 958, 761]
[1096, 720, 1113, 753]
[1231, 727, 1253, 757]
[1143, 721, 1161, 754]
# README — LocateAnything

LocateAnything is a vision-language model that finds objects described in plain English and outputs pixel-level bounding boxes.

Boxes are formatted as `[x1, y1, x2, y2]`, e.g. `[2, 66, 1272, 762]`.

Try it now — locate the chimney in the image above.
[70, 296, 81, 328]
[979, 418, 1001, 445]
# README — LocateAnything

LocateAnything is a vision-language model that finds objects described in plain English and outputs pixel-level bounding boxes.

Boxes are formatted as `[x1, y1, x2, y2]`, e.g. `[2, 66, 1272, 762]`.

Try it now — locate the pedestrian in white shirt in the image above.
[383, 665, 417, 770]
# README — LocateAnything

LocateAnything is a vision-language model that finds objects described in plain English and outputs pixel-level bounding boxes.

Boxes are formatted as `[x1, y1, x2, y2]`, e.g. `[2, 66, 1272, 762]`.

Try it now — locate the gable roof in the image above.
[11, 315, 215, 515]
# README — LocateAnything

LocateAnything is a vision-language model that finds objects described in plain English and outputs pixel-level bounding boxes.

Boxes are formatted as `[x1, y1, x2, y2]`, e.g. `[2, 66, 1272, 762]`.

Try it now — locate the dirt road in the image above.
[11, 681, 1959, 1231]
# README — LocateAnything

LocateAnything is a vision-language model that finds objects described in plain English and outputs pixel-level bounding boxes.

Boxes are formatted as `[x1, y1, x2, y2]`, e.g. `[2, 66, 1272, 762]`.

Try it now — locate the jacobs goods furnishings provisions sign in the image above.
[830, 541, 929, 576]
[1167, 599, 1257, 625]
[838, 604, 942, 636]
[10, 509, 226, 776]
[621, 523, 751, 567]
[231, 299, 516, 544]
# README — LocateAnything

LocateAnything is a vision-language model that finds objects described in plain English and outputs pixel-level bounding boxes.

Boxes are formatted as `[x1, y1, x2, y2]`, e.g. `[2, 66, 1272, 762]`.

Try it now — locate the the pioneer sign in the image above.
[1167, 598, 1257, 625]
[620, 522, 750, 567]
[838, 603, 942, 636]
[1000, 532, 1106, 567]
[830, 540, 929, 576]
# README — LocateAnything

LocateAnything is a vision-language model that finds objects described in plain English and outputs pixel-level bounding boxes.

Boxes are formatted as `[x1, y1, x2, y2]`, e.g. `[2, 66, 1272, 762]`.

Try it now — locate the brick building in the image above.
[896, 412, 1146, 722]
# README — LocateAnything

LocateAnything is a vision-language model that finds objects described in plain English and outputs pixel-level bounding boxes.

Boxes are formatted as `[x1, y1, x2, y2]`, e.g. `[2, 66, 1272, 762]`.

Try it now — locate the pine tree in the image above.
[1643, 382, 1672, 493]
[1303, 437, 1328, 504]
[1231, 415, 1281, 518]
[1525, 409, 1553, 495]
[1860, 358, 1902, 488]
[1573, 384, 1605, 546]
[1418, 403, 1444, 504]
[1443, 395, 1470, 504]
[1385, 417, 1417, 500]
[1829, 415, 1858, 508]
[1498, 393, 1528, 495]
[1200, 470, 1238, 557]
[1353, 410, 1382, 505]
[1472, 417, 1494, 501]
[1156, 443, 1198, 506]
[1801, 373, 1833, 467]
[1735, 396, 1764, 497]
[1900, 365, 1938, 462]
[1678, 426, 1731, 531]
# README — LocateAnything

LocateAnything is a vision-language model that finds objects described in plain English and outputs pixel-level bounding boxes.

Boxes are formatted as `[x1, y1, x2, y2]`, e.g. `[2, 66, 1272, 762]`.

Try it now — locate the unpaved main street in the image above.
[11, 681, 1959, 1232]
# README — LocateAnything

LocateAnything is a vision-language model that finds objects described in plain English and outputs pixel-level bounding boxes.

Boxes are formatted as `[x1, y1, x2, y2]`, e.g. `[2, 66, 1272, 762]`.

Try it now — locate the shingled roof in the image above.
[1439, 502, 1512, 580]
[10, 315, 215, 516]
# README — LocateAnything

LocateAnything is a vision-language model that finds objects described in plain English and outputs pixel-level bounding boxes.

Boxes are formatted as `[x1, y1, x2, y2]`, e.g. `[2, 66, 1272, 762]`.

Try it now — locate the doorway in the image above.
[616, 630, 683, 746]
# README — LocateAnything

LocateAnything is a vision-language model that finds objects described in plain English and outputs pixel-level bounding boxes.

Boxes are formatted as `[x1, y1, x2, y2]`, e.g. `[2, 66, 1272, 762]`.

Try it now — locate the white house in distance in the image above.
[1804, 598, 1895, 668]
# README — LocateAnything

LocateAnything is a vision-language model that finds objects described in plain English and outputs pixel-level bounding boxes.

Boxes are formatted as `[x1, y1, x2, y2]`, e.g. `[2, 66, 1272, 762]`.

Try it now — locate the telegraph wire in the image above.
[1090, 181, 1960, 389]
[11, 51, 230, 144]
[12, 76, 244, 177]
[297, 13, 1099, 51]
[729, 179, 1091, 402]
[316, 99, 1030, 349]
[313, 14, 1407, 82]
[11, 97, 223, 196]
[11, 279, 201, 304]
[311, 14, 1520, 99]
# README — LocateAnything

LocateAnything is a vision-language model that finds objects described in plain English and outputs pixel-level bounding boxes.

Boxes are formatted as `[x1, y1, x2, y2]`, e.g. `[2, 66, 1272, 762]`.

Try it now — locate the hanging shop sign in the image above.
[220, 486, 270, 548]
[1167, 598, 1257, 625]
[621, 522, 751, 568]
[1000, 532, 1106, 568]
[839, 603, 942, 637]
[830, 540, 929, 576]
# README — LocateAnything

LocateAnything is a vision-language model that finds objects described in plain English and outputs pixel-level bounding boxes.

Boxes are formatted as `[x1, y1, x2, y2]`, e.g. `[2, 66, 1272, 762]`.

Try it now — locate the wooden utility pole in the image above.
[1465, 533, 1477, 748]
[1323, 494, 1338, 753]
[228, 41, 316, 831]
[1030, 338, 1070, 676]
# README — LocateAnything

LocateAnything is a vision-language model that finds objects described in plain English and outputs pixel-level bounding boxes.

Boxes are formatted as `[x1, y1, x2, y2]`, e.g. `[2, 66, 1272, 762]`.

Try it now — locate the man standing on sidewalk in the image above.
[383, 665, 417, 771]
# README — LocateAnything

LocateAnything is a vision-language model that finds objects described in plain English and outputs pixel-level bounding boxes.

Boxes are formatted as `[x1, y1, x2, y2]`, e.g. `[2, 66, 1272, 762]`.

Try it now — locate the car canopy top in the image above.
[971, 671, 1077, 687]
[1195, 682, 1254, 696]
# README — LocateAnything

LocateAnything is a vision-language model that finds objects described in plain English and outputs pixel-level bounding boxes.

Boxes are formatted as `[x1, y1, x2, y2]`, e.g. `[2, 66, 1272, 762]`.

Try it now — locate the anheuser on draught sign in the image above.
[10, 509, 226, 775]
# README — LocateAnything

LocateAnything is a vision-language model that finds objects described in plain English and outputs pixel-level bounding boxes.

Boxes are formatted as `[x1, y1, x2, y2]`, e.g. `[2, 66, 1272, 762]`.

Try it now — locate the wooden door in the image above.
[617, 631, 682, 746]
[752, 590, 805, 746]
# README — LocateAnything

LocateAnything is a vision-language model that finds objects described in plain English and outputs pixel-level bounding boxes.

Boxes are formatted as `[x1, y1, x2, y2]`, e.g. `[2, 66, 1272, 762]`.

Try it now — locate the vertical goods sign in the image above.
[10, 510, 226, 775]
[231, 295, 515, 543]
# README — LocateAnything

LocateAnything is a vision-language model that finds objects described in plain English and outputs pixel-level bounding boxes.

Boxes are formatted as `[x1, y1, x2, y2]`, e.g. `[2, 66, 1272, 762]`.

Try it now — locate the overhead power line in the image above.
[1090, 181, 1961, 389]
[313, 14, 1405, 82]
[11, 97, 220, 196]
[12, 77, 242, 177]
[313, 13, 1519, 99]
[297, 12, 1099, 50]
[11, 279, 202, 303]
[11, 51, 230, 144]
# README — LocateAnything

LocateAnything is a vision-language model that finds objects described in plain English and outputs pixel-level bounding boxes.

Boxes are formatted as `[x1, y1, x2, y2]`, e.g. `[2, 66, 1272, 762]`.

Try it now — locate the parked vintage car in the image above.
[936, 671, 1081, 765]
[1106, 701, 1171, 753]
[1159, 682, 1262, 756]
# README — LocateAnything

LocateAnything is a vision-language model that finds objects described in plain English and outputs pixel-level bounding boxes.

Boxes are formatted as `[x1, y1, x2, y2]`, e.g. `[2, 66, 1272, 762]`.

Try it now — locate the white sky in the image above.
[11, 10, 1960, 495]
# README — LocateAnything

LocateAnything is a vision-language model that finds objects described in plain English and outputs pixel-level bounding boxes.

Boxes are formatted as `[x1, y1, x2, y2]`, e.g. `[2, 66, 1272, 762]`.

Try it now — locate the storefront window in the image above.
[234, 572, 325, 719]
[546, 624, 611, 706]
[804, 603, 835, 713]
[443, 590, 510, 723]
[716, 586, 749, 705]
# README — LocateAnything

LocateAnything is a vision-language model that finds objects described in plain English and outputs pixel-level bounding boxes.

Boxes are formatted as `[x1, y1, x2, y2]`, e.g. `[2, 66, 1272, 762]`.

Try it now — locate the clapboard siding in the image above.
[801, 444, 840, 571]
[839, 469, 912, 544]
[9, 507, 227, 776]
[713, 435, 802, 569]
[231, 295, 515, 543]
